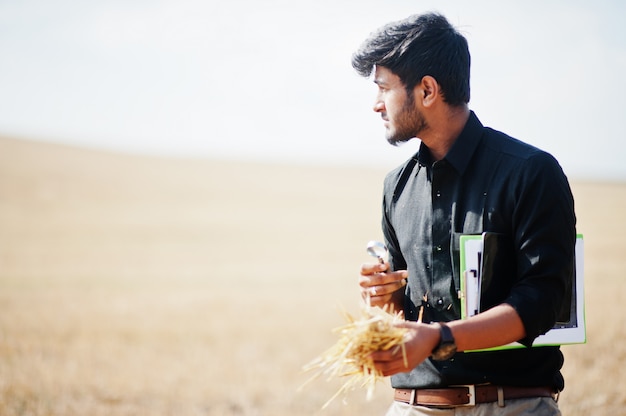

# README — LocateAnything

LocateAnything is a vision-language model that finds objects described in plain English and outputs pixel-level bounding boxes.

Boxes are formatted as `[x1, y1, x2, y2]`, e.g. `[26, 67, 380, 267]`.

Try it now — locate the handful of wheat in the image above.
[301, 304, 408, 409]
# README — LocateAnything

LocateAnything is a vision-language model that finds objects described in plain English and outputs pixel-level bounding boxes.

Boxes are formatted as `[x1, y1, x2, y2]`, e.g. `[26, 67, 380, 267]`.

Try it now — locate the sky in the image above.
[0, 0, 624, 181]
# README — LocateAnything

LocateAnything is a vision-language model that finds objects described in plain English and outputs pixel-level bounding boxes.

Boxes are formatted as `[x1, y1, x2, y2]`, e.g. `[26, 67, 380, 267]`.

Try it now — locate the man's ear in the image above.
[420, 76, 440, 107]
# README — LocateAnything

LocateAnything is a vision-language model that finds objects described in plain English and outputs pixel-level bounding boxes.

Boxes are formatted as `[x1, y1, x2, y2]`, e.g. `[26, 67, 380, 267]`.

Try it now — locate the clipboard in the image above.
[459, 233, 586, 349]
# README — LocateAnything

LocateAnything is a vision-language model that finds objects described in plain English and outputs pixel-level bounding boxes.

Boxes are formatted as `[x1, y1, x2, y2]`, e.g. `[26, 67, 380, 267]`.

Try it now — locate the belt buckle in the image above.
[451, 385, 476, 406]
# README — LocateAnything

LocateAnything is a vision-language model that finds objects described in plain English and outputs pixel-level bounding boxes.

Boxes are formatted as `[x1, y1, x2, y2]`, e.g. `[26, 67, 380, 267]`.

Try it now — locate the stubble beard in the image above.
[386, 93, 427, 146]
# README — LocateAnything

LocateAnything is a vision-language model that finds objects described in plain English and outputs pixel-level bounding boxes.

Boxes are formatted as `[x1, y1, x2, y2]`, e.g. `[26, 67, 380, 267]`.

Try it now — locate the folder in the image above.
[459, 233, 586, 350]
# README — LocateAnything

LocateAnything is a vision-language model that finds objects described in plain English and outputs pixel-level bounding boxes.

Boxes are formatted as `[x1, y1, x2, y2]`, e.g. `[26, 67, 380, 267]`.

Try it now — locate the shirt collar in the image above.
[416, 110, 484, 176]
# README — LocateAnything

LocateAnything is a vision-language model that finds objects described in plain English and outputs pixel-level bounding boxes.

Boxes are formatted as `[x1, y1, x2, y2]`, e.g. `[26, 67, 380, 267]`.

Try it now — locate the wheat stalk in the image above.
[300, 304, 408, 409]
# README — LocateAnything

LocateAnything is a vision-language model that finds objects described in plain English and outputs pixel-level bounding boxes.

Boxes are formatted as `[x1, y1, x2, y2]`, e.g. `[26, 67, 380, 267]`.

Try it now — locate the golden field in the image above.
[0, 137, 625, 415]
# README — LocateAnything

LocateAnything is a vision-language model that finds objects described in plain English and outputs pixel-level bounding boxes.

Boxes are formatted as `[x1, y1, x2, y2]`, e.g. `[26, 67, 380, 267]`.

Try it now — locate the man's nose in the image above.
[373, 98, 384, 113]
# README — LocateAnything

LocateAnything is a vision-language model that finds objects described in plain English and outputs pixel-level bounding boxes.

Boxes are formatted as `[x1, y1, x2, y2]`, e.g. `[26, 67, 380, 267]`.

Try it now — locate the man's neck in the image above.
[421, 106, 470, 161]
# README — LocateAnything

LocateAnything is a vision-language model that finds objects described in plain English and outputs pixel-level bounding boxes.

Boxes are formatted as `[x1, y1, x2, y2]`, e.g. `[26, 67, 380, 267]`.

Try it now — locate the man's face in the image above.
[373, 66, 427, 145]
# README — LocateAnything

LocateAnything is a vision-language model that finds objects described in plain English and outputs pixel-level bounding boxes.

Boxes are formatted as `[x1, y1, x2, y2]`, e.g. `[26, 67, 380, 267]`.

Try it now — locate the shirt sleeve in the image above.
[381, 172, 407, 273]
[504, 151, 577, 346]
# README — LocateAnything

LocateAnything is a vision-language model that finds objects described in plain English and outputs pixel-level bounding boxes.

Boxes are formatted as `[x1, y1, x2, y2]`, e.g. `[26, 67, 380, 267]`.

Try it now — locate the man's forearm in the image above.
[447, 303, 526, 352]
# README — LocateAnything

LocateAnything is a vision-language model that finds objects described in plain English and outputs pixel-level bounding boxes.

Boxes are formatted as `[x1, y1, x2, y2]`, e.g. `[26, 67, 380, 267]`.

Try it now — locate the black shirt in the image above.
[382, 111, 576, 391]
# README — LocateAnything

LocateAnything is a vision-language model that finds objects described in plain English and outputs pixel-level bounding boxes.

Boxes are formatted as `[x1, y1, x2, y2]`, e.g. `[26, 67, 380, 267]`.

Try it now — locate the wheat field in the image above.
[0, 137, 625, 415]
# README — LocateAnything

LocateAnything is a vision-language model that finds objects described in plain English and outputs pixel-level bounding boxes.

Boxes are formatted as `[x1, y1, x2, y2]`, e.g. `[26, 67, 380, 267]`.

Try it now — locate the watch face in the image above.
[432, 323, 457, 360]
[433, 343, 457, 360]
[441, 344, 457, 356]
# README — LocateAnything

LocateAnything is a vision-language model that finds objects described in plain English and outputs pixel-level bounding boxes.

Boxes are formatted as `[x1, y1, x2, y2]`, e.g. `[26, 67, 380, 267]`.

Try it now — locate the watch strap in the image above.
[431, 322, 457, 360]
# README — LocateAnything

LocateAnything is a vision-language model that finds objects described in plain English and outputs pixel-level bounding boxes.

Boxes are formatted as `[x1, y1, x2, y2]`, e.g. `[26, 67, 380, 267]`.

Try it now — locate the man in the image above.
[354, 13, 576, 415]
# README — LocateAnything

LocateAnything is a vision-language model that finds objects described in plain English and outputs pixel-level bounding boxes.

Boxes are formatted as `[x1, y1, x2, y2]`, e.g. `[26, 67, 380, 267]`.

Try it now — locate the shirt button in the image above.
[435, 245, 442, 252]
[435, 191, 441, 197]
[436, 298, 444, 306]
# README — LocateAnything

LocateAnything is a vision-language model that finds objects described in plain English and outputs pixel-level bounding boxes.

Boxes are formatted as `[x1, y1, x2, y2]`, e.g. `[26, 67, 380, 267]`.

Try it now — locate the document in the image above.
[459, 233, 586, 349]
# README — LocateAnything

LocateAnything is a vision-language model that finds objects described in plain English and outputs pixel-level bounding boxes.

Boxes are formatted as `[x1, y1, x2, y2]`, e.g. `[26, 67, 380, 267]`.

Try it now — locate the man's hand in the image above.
[359, 262, 407, 308]
[369, 321, 441, 376]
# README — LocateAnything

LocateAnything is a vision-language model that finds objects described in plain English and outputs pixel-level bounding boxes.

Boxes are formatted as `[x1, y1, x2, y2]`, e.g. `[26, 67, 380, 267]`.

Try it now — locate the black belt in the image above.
[395, 385, 556, 407]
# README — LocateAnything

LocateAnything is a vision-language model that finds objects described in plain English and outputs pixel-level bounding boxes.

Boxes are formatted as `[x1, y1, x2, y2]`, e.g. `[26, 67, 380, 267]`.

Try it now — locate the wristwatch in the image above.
[431, 322, 457, 361]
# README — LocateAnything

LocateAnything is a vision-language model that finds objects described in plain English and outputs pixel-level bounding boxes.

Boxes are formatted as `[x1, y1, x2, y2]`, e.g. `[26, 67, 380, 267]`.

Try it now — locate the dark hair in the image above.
[352, 13, 470, 106]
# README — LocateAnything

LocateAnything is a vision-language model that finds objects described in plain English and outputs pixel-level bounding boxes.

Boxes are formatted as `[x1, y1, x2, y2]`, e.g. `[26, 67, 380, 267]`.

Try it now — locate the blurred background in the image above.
[1, 1, 625, 415]
[0, 0, 625, 179]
